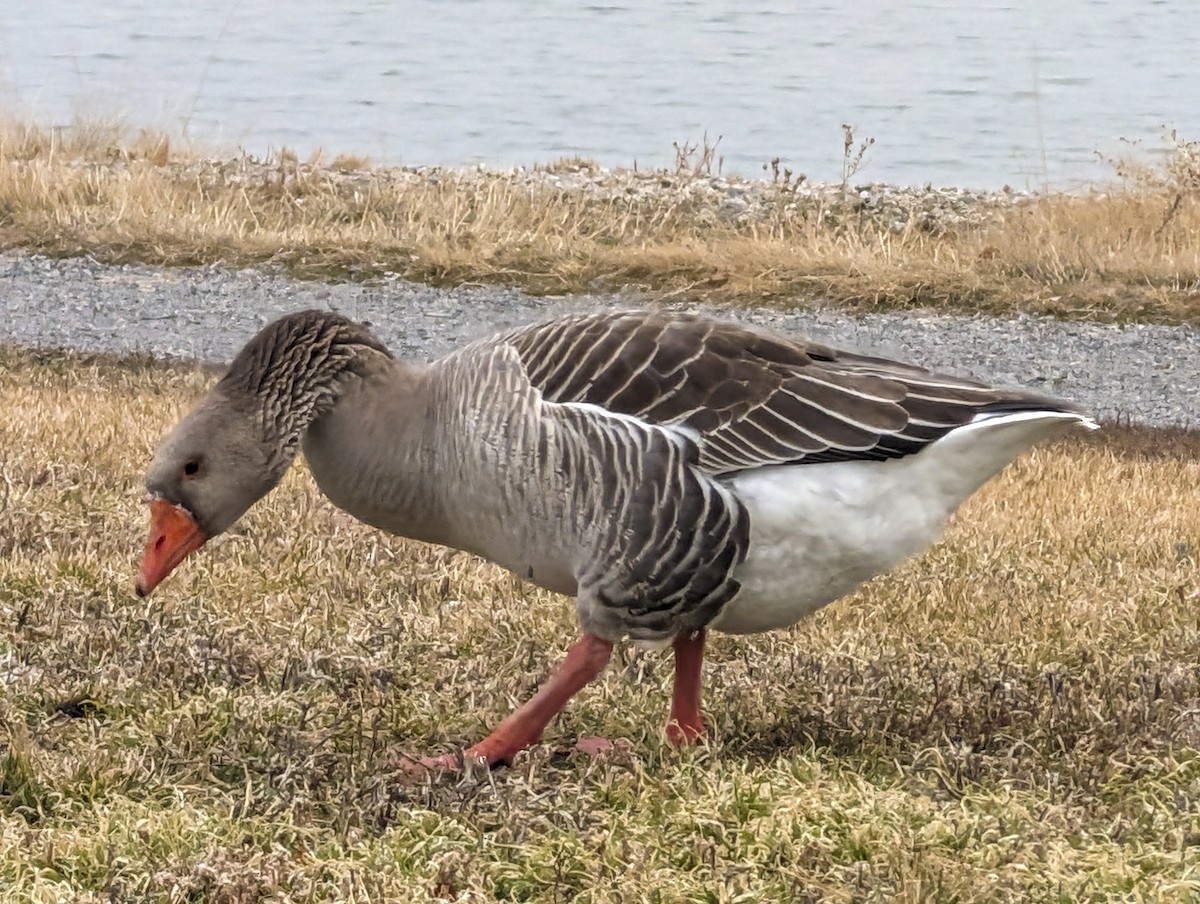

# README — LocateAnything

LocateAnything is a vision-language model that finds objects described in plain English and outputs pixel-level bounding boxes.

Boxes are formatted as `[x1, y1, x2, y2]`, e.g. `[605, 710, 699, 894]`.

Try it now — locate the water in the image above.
[2, 0, 1195, 188]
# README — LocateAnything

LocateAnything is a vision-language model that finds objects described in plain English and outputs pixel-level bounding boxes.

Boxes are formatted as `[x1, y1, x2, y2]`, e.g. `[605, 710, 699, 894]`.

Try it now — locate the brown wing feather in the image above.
[501, 311, 1078, 475]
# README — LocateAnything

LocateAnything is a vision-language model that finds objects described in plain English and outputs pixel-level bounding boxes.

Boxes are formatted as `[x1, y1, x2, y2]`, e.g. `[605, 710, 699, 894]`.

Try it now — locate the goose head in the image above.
[136, 390, 289, 597]
[134, 309, 394, 598]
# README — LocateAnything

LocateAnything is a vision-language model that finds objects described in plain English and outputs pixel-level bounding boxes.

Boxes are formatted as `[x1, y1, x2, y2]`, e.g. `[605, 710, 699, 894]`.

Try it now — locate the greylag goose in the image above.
[136, 309, 1096, 770]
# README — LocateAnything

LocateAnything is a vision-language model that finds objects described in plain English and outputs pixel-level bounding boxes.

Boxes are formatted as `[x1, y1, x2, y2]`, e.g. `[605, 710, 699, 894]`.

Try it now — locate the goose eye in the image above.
[182, 459, 202, 479]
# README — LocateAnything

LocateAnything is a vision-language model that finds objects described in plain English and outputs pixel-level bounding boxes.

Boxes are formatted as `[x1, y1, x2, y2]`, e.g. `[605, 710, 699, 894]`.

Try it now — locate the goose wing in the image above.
[501, 311, 1073, 475]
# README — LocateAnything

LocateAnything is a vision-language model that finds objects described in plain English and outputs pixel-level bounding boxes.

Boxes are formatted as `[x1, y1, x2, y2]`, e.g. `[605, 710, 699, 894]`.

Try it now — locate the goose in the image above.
[135, 309, 1096, 771]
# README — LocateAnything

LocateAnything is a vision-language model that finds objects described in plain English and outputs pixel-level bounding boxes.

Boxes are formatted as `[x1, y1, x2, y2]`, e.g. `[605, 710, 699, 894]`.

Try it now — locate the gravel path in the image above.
[2, 252, 1196, 427]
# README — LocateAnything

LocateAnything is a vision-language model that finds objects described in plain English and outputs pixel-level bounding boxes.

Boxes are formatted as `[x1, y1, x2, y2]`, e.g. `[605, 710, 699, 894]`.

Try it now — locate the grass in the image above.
[1, 344, 1198, 902]
[2, 119, 1200, 324]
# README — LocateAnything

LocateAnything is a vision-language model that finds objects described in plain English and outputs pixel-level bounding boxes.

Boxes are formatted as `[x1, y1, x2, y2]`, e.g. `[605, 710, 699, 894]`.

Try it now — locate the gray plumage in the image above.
[145, 308, 1086, 644]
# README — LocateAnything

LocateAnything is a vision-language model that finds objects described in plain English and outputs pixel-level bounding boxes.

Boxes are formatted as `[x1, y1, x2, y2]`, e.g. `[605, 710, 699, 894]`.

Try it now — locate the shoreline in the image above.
[1, 251, 1195, 430]
[197, 154, 1040, 232]
[3, 123, 1198, 325]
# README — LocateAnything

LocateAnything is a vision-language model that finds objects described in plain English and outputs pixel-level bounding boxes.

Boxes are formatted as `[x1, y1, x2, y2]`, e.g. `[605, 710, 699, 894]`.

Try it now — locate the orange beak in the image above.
[136, 498, 207, 597]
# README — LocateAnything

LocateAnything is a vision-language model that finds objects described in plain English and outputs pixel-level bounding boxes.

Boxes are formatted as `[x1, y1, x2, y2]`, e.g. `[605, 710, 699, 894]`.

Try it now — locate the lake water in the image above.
[2, 0, 1195, 188]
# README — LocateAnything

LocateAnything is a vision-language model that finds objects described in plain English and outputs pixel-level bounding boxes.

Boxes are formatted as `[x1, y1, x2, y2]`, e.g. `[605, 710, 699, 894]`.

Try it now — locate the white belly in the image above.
[710, 410, 1093, 634]
[712, 456, 950, 633]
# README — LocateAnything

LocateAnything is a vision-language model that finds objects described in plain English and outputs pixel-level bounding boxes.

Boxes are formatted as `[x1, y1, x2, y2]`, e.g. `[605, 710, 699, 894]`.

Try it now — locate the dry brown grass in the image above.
[1, 344, 1198, 901]
[2, 119, 1199, 324]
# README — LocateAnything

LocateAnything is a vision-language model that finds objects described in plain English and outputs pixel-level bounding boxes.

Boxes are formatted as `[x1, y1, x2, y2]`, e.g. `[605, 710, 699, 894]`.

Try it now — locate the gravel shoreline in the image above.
[60, 153, 1041, 233]
[2, 252, 1196, 428]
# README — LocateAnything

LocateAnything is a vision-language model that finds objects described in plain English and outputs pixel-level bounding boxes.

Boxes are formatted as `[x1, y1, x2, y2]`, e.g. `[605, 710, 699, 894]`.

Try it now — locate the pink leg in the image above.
[666, 629, 707, 746]
[422, 633, 614, 771]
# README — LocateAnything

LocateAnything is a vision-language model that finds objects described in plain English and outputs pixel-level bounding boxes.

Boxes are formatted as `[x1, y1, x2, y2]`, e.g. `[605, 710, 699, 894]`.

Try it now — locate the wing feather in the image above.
[499, 311, 1079, 476]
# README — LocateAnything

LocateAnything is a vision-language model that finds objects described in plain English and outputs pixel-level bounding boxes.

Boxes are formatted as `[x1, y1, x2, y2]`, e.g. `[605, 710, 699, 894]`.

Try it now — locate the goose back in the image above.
[501, 311, 1078, 474]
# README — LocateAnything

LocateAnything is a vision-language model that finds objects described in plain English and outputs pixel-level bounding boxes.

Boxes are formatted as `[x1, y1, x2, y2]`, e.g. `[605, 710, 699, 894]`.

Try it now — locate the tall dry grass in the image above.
[1, 346, 1198, 901]
[1, 119, 1199, 323]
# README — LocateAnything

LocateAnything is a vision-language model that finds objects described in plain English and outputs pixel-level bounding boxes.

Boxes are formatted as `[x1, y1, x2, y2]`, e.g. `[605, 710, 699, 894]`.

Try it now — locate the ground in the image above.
[1, 346, 1198, 901]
